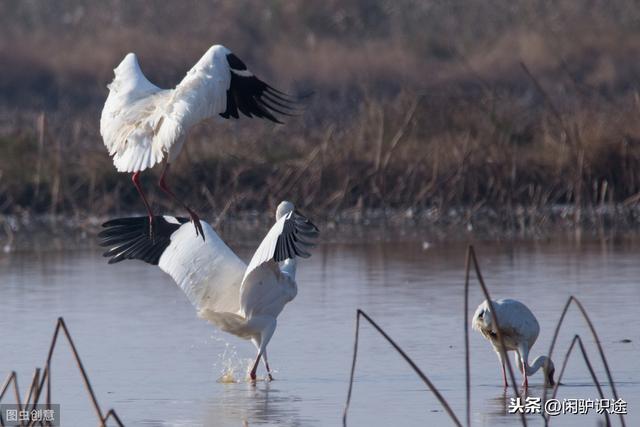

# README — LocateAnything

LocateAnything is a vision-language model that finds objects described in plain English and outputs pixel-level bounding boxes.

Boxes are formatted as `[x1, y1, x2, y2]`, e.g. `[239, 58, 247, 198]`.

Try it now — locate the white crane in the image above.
[472, 299, 555, 388]
[100, 45, 299, 239]
[99, 201, 318, 381]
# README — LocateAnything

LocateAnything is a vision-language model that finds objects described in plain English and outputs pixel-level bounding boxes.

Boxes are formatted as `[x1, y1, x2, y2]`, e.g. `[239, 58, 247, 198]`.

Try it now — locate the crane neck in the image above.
[526, 355, 548, 375]
[280, 258, 297, 278]
[526, 355, 555, 385]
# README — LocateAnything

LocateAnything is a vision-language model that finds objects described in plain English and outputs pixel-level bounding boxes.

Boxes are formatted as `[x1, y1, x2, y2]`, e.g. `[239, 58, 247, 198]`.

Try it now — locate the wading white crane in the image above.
[99, 201, 318, 381]
[472, 298, 555, 388]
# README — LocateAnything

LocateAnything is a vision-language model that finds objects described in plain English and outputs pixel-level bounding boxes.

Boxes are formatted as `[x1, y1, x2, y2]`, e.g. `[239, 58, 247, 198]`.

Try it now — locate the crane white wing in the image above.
[240, 260, 296, 318]
[240, 211, 318, 316]
[151, 45, 233, 150]
[99, 216, 246, 313]
[100, 53, 170, 173]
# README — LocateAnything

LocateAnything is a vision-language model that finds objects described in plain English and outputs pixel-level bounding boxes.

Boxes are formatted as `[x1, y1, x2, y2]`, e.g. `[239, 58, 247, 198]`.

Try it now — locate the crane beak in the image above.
[547, 368, 555, 386]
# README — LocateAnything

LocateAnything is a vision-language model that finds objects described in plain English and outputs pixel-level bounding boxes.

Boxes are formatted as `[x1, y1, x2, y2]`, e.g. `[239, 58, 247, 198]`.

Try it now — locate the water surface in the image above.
[0, 239, 638, 426]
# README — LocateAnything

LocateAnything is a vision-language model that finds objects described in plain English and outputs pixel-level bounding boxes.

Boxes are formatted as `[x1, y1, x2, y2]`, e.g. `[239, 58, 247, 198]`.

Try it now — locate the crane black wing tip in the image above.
[221, 53, 309, 124]
[266, 85, 314, 103]
[263, 87, 309, 113]
[226, 52, 248, 71]
[272, 210, 320, 262]
[98, 216, 188, 265]
[101, 216, 148, 228]
[293, 211, 320, 235]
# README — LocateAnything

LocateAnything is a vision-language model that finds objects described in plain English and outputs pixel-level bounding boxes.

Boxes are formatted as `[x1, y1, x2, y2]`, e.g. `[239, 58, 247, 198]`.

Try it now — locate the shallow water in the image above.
[0, 239, 638, 426]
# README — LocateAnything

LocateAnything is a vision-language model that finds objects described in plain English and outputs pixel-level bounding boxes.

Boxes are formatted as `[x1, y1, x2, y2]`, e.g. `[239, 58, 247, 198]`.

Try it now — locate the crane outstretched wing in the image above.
[219, 52, 300, 123]
[239, 211, 319, 316]
[100, 45, 300, 173]
[99, 216, 247, 313]
[99, 52, 169, 173]
[243, 210, 319, 282]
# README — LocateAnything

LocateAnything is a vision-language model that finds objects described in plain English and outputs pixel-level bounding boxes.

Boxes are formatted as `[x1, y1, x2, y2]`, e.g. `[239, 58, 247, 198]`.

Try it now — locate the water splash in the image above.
[212, 335, 251, 383]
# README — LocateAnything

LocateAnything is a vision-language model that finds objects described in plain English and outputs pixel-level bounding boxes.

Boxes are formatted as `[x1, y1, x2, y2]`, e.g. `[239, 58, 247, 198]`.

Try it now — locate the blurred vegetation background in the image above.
[2, 0, 640, 228]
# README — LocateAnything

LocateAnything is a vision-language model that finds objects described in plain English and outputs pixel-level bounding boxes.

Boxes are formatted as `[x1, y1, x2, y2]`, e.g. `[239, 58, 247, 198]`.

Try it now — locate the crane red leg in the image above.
[265, 363, 273, 381]
[132, 172, 155, 237]
[158, 162, 205, 240]
[249, 354, 261, 383]
[263, 351, 274, 381]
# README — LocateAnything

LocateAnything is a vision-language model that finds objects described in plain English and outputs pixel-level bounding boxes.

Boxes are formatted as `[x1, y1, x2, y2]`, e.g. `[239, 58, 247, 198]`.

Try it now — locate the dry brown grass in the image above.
[2, 1, 640, 223]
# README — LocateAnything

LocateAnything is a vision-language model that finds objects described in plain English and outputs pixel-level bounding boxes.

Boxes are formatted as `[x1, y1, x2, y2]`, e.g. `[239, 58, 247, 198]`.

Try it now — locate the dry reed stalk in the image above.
[0, 318, 124, 427]
[380, 96, 421, 173]
[0, 372, 23, 427]
[23, 368, 40, 412]
[343, 309, 462, 427]
[373, 104, 384, 172]
[276, 144, 323, 200]
[44, 318, 104, 420]
[519, 62, 565, 131]
[547, 335, 611, 427]
[520, 62, 588, 232]
[542, 296, 623, 427]
[34, 112, 46, 204]
[49, 130, 61, 217]
[102, 409, 125, 426]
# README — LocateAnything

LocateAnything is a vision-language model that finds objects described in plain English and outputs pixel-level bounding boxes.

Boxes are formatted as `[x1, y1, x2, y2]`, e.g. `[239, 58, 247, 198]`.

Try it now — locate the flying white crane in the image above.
[100, 45, 300, 239]
[472, 298, 555, 388]
[99, 201, 318, 381]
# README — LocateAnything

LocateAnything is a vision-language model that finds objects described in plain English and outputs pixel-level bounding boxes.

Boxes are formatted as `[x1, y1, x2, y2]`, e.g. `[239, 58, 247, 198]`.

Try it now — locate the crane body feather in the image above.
[473, 298, 540, 352]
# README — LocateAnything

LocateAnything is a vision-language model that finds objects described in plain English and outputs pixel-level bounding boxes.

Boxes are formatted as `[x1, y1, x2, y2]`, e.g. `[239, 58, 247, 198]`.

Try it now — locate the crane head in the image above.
[545, 358, 556, 386]
[276, 201, 295, 220]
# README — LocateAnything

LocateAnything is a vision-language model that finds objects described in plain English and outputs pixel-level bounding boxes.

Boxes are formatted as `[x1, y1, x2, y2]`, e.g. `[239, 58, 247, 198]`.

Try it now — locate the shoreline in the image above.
[2, 204, 640, 252]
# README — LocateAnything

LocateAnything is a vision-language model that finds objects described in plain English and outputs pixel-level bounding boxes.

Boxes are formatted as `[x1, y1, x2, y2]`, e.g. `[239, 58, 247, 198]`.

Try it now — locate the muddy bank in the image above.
[3, 204, 640, 252]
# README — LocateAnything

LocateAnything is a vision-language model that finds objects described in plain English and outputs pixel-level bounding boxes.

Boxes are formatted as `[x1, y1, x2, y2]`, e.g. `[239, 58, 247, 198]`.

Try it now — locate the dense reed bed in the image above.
[2, 1, 640, 226]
